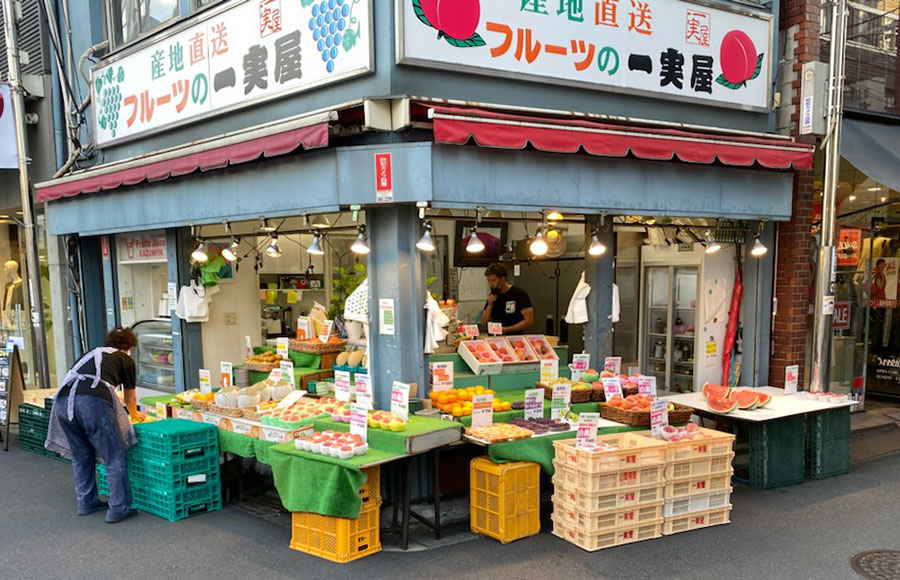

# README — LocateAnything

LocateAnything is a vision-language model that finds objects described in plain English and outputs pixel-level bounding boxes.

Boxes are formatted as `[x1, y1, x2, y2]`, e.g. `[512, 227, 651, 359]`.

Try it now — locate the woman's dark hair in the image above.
[104, 326, 138, 351]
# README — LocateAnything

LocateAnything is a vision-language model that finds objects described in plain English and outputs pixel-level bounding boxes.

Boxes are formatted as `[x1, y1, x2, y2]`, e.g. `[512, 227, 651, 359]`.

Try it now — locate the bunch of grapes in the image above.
[99, 83, 122, 137]
[308, 0, 351, 73]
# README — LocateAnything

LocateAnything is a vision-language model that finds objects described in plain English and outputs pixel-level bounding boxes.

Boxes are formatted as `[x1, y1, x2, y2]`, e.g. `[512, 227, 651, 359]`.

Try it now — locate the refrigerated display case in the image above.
[132, 319, 176, 393]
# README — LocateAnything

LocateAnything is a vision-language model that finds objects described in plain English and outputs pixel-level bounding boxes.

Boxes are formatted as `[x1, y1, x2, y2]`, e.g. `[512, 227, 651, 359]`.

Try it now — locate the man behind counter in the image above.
[480, 263, 534, 334]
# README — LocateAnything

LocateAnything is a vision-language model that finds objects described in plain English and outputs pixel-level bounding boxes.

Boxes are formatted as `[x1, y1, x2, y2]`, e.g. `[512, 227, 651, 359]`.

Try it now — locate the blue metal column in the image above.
[583, 216, 615, 363]
[366, 206, 427, 408]
[168, 228, 203, 393]
[740, 221, 775, 387]
[101, 235, 118, 331]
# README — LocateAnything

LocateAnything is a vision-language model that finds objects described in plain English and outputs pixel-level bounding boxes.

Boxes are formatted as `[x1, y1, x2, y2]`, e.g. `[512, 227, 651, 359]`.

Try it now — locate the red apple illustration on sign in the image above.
[413, 0, 485, 47]
[716, 30, 764, 89]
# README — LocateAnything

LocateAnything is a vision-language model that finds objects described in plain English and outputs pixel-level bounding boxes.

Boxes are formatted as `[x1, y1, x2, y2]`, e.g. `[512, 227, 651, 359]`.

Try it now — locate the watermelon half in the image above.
[756, 393, 772, 407]
[729, 390, 760, 410]
[707, 394, 738, 414]
[702, 383, 732, 400]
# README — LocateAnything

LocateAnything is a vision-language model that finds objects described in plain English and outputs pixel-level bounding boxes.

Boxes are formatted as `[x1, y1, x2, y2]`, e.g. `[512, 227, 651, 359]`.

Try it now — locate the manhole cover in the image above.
[852, 550, 900, 579]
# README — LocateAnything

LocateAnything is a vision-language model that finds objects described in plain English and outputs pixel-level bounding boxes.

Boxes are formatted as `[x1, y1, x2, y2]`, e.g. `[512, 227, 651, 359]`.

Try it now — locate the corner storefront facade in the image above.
[38, 0, 811, 404]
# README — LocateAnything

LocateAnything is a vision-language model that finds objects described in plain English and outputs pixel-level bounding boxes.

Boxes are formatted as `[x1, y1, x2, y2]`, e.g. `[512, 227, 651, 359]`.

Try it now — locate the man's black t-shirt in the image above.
[484, 285, 532, 329]
[58, 350, 136, 404]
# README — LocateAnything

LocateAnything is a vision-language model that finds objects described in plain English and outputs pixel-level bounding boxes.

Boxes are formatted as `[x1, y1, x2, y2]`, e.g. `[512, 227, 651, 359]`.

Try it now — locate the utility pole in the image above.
[3, 0, 50, 389]
[811, 0, 848, 393]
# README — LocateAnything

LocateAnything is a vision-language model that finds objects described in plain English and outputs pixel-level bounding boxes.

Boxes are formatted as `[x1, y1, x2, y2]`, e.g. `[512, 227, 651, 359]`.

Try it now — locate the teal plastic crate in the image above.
[97, 464, 109, 495]
[133, 419, 218, 461]
[96, 464, 220, 521]
[748, 415, 806, 489]
[806, 408, 850, 479]
[126, 452, 220, 491]
[18, 403, 51, 422]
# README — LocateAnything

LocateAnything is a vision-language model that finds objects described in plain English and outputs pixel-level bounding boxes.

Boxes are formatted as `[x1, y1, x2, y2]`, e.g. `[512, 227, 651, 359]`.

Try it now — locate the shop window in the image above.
[108, 0, 180, 47]
[193, 0, 224, 11]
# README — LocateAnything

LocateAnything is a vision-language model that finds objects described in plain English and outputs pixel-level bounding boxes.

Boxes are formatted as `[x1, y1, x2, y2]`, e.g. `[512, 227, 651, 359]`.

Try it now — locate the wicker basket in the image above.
[570, 388, 592, 404]
[590, 387, 606, 402]
[668, 403, 695, 424]
[600, 402, 695, 426]
[290, 339, 348, 354]
[623, 385, 639, 397]
[244, 361, 280, 372]
[190, 399, 210, 411]
[240, 407, 268, 421]
[208, 403, 243, 418]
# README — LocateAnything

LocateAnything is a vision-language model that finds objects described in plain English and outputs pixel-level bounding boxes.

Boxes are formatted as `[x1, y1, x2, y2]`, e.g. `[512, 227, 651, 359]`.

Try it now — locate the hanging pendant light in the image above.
[265, 234, 282, 258]
[259, 216, 276, 232]
[588, 232, 607, 256]
[703, 230, 722, 254]
[466, 227, 485, 253]
[351, 225, 370, 255]
[311, 214, 331, 229]
[530, 230, 548, 256]
[191, 241, 209, 263]
[751, 237, 768, 257]
[547, 210, 564, 222]
[416, 222, 436, 252]
[222, 238, 240, 262]
[307, 231, 325, 255]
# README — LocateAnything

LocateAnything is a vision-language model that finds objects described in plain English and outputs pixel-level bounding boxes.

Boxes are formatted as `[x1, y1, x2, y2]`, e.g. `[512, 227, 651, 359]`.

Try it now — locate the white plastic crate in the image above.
[664, 470, 733, 500]
[552, 476, 663, 513]
[634, 427, 735, 462]
[553, 433, 667, 474]
[663, 506, 732, 535]
[663, 488, 733, 517]
[666, 452, 735, 480]
[552, 497, 664, 532]
[552, 515, 662, 551]
[553, 459, 665, 494]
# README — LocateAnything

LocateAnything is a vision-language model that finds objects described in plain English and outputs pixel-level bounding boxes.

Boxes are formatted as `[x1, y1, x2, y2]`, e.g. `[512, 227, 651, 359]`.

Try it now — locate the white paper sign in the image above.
[391, 381, 410, 422]
[350, 403, 368, 443]
[576, 413, 600, 450]
[244, 335, 252, 358]
[167, 282, 177, 312]
[279, 360, 294, 385]
[297, 317, 311, 340]
[379, 299, 395, 336]
[277, 389, 306, 409]
[487, 322, 503, 336]
[198, 369, 211, 394]
[334, 370, 352, 402]
[637, 376, 657, 398]
[551, 383, 571, 420]
[604, 357, 622, 376]
[354, 373, 373, 409]
[471, 394, 494, 428]
[603, 377, 623, 400]
[540, 359, 559, 384]
[650, 399, 669, 437]
[463, 324, 480, 338]
[276, 337, 289, 360]
[524, 388, 543, 420]
[268, 367, 283, 382]
[572, 353, 590, 372]
[429, 361, 454, 392]
[220, 362, 233, 389]
[785, 364, 799, 395]
[318, 320, 333, 343]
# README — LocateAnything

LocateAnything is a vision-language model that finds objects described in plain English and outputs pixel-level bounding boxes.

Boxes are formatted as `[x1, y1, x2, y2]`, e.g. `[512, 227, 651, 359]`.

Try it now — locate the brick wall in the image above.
[769, 0, 820, 387]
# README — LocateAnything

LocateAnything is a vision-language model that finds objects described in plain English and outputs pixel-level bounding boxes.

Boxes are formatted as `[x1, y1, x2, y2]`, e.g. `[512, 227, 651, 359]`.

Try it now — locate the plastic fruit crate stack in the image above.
[749, 415, 806, 489]
[96, 419, 222, 521]
[644, 427, 736, 535]
[17, 403, 70, 463]
[806, 407, 850, 479]
[470, 457, 541, 544]
[290, 466, 381, 563]
[551, 433, 668, 551]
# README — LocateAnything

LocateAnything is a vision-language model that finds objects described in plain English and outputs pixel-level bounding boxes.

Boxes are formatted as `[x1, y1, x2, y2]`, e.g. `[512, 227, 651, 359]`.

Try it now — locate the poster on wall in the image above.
[870, 257, 898, 309]
[398, 0, 773, 110]
[117, 233, 167, 264]
[92, 0, 374, 146]
[836, 229, 861, 268]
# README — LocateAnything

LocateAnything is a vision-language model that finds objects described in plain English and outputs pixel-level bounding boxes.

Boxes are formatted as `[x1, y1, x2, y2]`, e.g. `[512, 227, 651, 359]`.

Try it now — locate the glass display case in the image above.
[132, 319, 176, 393]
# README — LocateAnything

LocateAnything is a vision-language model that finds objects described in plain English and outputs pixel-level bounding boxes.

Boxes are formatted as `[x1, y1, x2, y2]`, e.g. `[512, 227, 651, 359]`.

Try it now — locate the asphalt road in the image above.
[1, 434, 897, 580]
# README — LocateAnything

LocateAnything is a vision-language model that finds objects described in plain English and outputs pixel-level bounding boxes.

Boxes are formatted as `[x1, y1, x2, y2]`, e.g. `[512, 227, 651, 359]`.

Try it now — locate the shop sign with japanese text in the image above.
[117, 233, 167, 264]
[398, 0, 772, 110]
[93, 0, 373, 145]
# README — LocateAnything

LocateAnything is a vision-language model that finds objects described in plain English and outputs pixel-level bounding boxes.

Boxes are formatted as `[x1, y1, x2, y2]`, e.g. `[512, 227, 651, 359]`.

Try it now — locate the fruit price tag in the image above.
[429, 361, 454, 393]
[637, 376, 657, 398]
[296, 317, 310, 340]
[244, 335, 253, 358]
[524, 388, 543, 420]
[220, 362, 233, 389]
[276, 337, 289, 360]
[334, 370, 352, 402]
[540, 359, 559, 384]
[604, 357, 622, 376]
[602, 378, 623, 400]
[785, 364, 799, 395]
[156, 403, 168, 420]
[576, 413, 600, 450]
[463, 324, 480, 338]
[487, 322, 502, 336]
[350, 403, 368, 443]
[318, 320, 333, 343]
[268, 367, 283, 383]
[277, 390, 306, 410]
[279, 360, 295, 385]
[354, 374, 373, 409]
[650, 399, 669, 437]
[391, 381, 410, 422]
[471, 394, 494, 428]
[198, 369, 211, 394]
[551, 383, 571, 420]
[572, 353, 590, 372]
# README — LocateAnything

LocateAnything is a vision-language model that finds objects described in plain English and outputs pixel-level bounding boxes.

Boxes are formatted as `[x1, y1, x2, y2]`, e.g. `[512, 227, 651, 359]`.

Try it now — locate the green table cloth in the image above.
[218, 430, 277, 464]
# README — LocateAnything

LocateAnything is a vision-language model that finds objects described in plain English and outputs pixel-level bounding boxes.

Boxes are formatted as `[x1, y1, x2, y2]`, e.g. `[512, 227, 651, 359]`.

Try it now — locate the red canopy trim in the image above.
[430, 106, 813, 170]
[36, 119, 330, 202]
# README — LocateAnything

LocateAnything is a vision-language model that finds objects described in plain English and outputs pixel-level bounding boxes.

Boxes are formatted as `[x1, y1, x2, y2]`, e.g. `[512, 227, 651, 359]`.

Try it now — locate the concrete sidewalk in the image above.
[1, 432, 897, 580]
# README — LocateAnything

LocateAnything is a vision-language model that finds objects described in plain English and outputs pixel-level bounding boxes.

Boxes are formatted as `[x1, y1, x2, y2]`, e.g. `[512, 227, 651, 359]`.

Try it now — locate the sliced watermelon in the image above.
[757, 393, 772, 407]
[729, 390, 760, 410]
[707, 394, 738, 414]
[702, 383, 732, 400]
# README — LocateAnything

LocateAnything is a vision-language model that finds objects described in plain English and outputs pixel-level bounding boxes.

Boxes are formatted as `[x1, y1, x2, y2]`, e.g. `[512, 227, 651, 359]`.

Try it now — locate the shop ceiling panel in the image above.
[430, 145, 793, 220]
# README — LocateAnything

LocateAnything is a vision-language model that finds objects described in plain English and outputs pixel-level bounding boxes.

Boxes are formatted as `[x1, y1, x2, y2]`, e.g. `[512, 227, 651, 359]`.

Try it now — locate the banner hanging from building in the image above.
[398, 0, 772, 110]
[92, 0, 373, 146]
[0, 84, 18, 169]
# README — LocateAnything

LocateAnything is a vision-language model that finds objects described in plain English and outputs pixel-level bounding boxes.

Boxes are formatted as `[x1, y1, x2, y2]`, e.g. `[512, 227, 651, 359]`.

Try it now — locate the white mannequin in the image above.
[3, 260, 23, 329]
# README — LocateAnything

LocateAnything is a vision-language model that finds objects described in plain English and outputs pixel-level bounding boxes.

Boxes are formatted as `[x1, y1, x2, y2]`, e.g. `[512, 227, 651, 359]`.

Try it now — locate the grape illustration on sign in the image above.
[95, 66, 125, 138]
[303, 0, 362, 73]
[412, 0, 486, 47]
[717, 30, 763, 89]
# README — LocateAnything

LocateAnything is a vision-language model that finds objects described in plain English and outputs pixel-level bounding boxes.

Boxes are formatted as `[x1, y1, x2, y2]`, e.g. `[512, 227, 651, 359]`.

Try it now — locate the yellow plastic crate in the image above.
[290, 502, 381, 563]
[553, 497, 664, 532]
[552, 458, 665, 494]
[553, 433, 667, 474]
[635, 427, 735, 462]
[470, 457, 541, 544]
[666, 452, 735, 480]
[664, 469, 734, 501]
[552, 514, 662, 551]
[663, 505, 732, 535]
[358, 465, 381, 507]
[552, 476, 663, 513]
[663, 489, 732, 517]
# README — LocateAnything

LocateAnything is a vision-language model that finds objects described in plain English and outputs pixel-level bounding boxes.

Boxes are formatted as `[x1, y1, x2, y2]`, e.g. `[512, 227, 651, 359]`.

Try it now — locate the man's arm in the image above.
[481, 294, 496, 326]
[503, 307, 534, 334]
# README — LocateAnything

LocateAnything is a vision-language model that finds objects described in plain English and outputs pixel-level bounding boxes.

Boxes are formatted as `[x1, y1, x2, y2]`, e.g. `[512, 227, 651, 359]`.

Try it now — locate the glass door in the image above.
[644, 266, 670, 394]
[672, 267, 698, 394]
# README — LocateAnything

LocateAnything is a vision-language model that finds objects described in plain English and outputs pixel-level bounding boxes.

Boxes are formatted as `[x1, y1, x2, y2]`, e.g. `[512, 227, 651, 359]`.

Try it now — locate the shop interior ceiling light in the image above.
[416, 222, 436, 252]
[191, 240, 208, 263]
[703, 230, 722, 254]
[222, 239, 240, 262]
[351, 225, 370, 255]
[265, 234, 282, 258]
[466, 227, 485, 253]
[311, 214, 331, 228]
[530, 230, 548, 256]
[588, 232, 607, 256]
[259, 217, 276, 232]
[307, 231, 325, 256]
[547, 210, 564, 222]
[751, 236, 767, 257]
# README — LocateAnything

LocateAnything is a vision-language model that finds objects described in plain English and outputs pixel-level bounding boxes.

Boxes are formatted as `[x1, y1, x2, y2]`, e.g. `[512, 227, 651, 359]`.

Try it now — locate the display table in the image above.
[457, 390, 601, 427]
[666, 387, 855, 488]
[218, 430, 278, 464]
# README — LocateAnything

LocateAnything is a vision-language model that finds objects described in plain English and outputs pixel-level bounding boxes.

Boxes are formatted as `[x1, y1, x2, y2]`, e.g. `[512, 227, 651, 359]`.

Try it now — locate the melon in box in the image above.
[458, 340, 503, 376]
[525, 335, 558, 361]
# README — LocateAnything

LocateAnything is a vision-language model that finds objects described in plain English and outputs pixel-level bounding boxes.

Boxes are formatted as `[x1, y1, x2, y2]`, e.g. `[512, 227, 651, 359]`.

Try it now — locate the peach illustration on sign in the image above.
[413, 0, 485, 46]
[717, 30, 764, 89]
